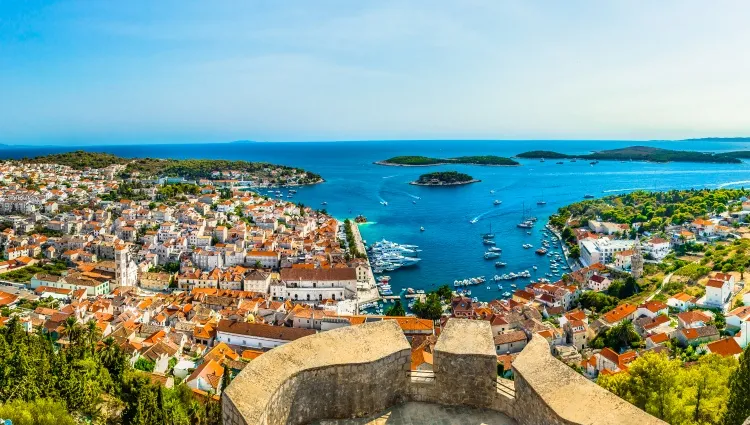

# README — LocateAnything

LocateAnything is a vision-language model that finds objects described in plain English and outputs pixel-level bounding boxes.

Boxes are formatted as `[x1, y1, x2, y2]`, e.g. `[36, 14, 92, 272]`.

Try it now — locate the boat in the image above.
[536, 248, 548, 255]
[321, 201, 327, 205]
[490, 189, 495, 194]
[469, 218, 478, 224]
[413, 200, 417, 204]
[484, 252, 500, 260]
[536, 200, 546, 205]
[493, 200, 501, 205]
[488, 247, 502, 252]
[540, 158, 545, 162]
[380, 200, 388, 206]
[583, 194, 595, 199]
[522, 243, 533, 249]
[556, 161, 564, 165]
[532, 265, 538, 270]
[406, 288, 415, 294]
[495, 261, 507, 267]
[483, 239, 496, 245]
[502, 292, 511, 297]
[483, 224, 495, 239]
[420, 226, 425, 232]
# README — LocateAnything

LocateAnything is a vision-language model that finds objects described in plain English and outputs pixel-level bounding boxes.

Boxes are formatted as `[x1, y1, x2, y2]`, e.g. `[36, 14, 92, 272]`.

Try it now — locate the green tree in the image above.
[725, 345, 750, 425]
[385, 300, 405, 316]
[134, 357, 156, 373]
[0, 398, 76, 425]
[412, 292, 443, 320]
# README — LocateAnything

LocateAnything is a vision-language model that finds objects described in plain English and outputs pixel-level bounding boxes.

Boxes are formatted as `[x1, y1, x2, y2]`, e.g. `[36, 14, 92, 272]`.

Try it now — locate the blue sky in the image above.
[1, 1, 750, 145]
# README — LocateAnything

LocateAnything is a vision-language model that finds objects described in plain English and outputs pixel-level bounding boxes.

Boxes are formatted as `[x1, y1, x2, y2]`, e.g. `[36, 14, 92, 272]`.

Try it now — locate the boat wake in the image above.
[470, 209, 498, 223]
[718, 180, 750, 188]
[382, 175, 397, 179]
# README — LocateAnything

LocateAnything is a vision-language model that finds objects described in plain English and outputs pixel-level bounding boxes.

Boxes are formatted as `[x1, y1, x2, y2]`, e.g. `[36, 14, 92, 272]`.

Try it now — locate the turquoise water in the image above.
[4, 139, 750, 300]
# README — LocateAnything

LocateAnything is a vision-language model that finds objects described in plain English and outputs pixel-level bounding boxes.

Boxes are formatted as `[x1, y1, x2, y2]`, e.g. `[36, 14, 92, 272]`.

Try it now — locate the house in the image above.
[676, 325, 719, 347]
[705, 338, 743, 358]
[644, 237, 671, 260]
[700, 277, 733, 311]
[586, 274, 612, 292]
[667, 293, 697, 312]
[276, 268, 357, 303]
[614, 250, 634, 271]
[595, 347, 636, 375]
[215, 319, 315, 350]
[493, 330, 527, 354]
[139, 272, 173, 292]
[645, 332, 670, 349]
[726, 305, 750, 348]
[185, 359, 224, 395]
[601, 304, 637, 326]
[676, 310, 712, 329]
[636, 301, 669, 319]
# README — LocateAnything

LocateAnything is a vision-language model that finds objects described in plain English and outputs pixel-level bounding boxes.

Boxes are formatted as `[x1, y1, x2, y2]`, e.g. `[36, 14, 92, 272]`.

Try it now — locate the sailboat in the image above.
[483, 223, 495, 239]
[537, 190, 546, 206]
[517, 203, 534, 228]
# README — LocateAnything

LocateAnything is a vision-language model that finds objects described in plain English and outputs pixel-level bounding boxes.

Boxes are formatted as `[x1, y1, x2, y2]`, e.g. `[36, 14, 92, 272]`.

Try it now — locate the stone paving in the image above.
[313, 402, 517, 425]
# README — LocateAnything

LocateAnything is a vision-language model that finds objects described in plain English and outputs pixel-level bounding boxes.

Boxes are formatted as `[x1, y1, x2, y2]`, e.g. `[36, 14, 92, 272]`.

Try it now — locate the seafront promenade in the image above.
[350, 221, 380, 306]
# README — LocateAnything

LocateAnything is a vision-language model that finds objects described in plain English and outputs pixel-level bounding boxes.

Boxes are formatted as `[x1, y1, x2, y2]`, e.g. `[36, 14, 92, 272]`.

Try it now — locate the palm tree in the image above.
[61, 316, 81, 346]
[85, 319, 102, 352]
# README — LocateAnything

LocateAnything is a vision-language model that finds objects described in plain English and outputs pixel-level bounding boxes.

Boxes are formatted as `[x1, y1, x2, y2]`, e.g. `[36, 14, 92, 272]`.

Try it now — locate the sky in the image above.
[1, 1, 750, 145]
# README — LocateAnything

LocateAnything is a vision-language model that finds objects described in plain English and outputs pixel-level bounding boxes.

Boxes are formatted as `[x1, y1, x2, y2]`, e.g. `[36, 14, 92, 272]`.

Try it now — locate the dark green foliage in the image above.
[0, 260, 68, 283]
[343, 219, 366, 259]
[0, 316, 221, 424]
[412, 292, 444, 320]
[415, 171, 474, 185]
[591, 320, 642, 351]
[381, 155, 518, 166]
[517, 146, 742, 164]
[579, 291, 619, 313]
[24, 151, 323, 183]
[725, 345, 750, 425]
[385, 300, 406, 316]
[554, 188, 748, 231]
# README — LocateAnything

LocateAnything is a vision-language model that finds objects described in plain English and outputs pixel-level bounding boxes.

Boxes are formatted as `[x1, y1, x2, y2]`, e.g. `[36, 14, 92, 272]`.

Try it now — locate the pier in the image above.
[350, 220, 381, 307]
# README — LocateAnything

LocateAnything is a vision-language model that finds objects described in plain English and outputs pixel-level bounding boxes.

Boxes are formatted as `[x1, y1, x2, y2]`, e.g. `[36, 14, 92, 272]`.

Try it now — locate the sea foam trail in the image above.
[718, 180, 750, 188]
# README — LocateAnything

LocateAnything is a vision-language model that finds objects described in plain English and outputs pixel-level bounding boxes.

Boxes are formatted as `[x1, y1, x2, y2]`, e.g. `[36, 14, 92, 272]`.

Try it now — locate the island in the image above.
[376, 155, 519, 166]
[410, 171, 480, 186]
[23, 151, 324, 186]
[516, 146, 743, 164]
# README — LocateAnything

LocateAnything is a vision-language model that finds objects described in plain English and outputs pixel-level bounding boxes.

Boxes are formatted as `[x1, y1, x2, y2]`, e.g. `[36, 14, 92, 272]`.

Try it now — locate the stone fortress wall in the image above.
[223, 319, 668, 425]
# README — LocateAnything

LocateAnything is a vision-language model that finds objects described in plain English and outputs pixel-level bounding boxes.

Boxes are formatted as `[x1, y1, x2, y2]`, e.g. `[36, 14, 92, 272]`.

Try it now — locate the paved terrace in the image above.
[314, 402, 516, 425]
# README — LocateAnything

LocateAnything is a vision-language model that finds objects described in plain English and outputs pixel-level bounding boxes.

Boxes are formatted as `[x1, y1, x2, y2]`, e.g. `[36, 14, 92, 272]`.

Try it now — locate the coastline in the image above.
[409, 179, 481, 186]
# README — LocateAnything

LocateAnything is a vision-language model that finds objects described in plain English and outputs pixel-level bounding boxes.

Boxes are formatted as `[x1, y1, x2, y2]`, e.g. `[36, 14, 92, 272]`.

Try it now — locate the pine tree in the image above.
[725, 345, 750, 425]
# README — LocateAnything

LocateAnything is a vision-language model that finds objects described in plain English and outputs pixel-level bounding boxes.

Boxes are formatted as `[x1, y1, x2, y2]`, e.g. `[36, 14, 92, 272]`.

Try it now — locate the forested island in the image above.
[410, 171, 479, 186]
[376, 155, 519, 166]
[516, 146, 744, 164]
[549, 188, 750, 232]
[20, 151, 323, 185]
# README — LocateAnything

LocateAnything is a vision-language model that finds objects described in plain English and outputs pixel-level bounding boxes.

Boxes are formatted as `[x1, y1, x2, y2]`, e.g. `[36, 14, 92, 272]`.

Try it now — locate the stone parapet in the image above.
[511, 334, 668, 425]
[222, 320, 411, 425]
[433, 319, 498, 408]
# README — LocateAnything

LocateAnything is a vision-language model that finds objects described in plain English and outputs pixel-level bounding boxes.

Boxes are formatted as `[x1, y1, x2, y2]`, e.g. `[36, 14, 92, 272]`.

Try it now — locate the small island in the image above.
[516, 146, 743, 164]
[410, 171, 480, 186]
[376, 155, 519, 167]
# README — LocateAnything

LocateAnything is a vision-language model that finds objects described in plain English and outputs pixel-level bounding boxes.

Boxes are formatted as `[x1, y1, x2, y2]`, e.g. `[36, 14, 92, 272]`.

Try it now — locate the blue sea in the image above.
[4, 139, 750, 301]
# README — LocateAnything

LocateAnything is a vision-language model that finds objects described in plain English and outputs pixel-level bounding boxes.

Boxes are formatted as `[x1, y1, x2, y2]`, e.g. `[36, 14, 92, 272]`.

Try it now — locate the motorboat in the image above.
[420, 226, 425, 232]
[494, 200, 501, 205]
[484, 252, 501, 260]
[495, 261, 507, 267]
[488, 247, 502, 252]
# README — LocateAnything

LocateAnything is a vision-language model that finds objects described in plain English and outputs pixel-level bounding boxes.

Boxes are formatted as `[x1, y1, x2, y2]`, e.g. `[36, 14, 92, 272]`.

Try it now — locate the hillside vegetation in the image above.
[516, 146, 743, 164]
[21, 151, 323, 183]
[379, 155, 518, 166]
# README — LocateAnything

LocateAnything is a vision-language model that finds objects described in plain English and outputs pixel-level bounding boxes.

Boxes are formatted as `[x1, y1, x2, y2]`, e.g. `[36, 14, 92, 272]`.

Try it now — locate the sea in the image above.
[4, 139, 750, 301]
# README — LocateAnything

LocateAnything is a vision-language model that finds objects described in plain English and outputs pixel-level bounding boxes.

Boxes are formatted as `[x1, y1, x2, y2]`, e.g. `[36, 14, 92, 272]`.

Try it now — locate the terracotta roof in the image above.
[602, 304, 636, 324]
[706, 338, 743, 357]
[493, 330, 527, 345]
[216, 319, 315, 341]
[677, 310, 711, 325]
[280, 267, 356, 281]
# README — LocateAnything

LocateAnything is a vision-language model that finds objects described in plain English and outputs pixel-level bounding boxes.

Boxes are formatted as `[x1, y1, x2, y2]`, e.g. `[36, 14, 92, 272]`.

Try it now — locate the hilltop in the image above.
[376, 155, 519, 166]
[19, 151, 323, 185]
[516, 146, 743, 164]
